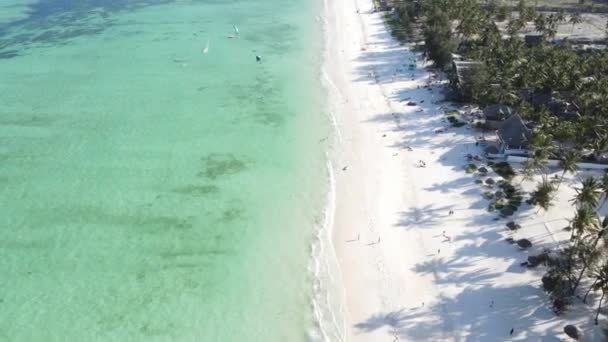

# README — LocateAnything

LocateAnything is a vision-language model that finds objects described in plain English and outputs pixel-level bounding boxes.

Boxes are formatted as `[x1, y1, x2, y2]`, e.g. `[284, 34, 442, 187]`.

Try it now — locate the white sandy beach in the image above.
[321, 0, 606, 340]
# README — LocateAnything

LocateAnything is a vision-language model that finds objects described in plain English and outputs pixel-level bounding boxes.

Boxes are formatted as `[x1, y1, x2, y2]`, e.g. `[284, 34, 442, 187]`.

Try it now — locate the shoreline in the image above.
[319, 0, 443, 339]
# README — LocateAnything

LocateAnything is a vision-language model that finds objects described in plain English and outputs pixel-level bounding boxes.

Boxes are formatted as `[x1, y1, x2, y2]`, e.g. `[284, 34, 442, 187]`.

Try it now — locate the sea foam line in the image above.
[309, 156, 347, 342]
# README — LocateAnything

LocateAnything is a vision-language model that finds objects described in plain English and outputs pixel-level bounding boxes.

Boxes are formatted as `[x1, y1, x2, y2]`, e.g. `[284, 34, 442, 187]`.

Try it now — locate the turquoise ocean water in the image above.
[0, 0, 328, 340]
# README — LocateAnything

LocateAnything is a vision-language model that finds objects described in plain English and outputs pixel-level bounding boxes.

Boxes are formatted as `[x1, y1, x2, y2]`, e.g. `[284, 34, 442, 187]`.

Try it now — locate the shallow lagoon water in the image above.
[0, 0, 327, 340]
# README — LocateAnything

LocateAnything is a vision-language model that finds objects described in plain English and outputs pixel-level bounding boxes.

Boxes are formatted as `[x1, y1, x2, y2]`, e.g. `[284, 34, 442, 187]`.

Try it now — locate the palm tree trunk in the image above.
[573, 234, 603, 294]
[595, 291, 605, 325]
[556, 170, 566, 192]
[573, 262, 589, 295]
[568, 238, 580, 292]
[600, 194, 608, 213]
[584, 279, 599, 303]
[551, 171, 567, 202]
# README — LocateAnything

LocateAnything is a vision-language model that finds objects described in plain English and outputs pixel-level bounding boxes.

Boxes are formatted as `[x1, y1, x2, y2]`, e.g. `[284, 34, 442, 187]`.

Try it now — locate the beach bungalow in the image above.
[497, 114, 531, 155]
[483, 104, 514, 129]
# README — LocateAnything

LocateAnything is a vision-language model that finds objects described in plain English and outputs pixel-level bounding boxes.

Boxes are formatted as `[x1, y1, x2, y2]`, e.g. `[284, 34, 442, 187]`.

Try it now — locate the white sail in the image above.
[203, 38, 210, 54]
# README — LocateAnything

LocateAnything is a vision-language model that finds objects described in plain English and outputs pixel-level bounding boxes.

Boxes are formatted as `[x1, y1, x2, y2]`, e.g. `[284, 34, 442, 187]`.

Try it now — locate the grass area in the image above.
[447, 116, 466, 127]
[488, 180, 522, 210]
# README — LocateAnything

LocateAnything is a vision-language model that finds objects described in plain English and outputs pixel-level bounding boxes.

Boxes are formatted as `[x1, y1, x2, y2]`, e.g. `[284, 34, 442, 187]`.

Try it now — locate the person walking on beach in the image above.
[509, 328, 514, 335]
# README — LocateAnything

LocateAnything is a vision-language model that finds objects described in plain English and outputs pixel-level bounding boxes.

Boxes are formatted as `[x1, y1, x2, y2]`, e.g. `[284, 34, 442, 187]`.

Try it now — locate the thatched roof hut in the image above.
[483, 104, 514, 121]
[497, 114, 531, 149]
[517, 239, 532, 249]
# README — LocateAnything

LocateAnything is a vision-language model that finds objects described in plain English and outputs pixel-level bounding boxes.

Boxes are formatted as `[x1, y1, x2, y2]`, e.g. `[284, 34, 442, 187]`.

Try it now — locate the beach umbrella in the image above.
[506, 221, 521, 230]
[485, 178, 495, 185]
[527, 255, 541, 267]
[478, 167, 488, 174]
[564, 325, 579, 340]
[500, 207, 515, 216]
[517, 239, 532, 249]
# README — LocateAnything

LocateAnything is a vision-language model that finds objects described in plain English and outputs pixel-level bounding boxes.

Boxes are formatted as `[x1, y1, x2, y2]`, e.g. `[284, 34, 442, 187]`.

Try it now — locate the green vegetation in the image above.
[499, 179, 523, 210]
[465, 163, 478, 173]
[387, 0, 608, 154]
[447, 115, 466, 127]
[491, 161, 515, 180]
[383, 13, 408, 42]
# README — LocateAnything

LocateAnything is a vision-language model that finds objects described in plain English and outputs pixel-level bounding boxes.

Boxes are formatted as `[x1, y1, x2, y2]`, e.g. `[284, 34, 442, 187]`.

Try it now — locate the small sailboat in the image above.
[202, 38, 210, 54]
[233, 25, 239, 36]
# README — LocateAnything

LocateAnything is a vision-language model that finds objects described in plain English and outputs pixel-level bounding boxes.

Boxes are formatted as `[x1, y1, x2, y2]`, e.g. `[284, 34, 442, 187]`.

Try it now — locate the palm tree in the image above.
[530, 176, 556, 212]
[507, 18, 525, 37]
[572, 177, 602, 209]
[526, 131, 554, 176]
[593, 134, 608, 161]
[517, 0, 536, 23]
[591, 262, 608, 325]
[569, 12, 583, 36]
[584, 278, 600, 303]
[570, 206, 598, 242]
[534, 13, 547, 35]
[600, 173, 608, 211]
[557, 150, 580, 191]
[572, 216, 608, 293]
[567, 206, 599, 291]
